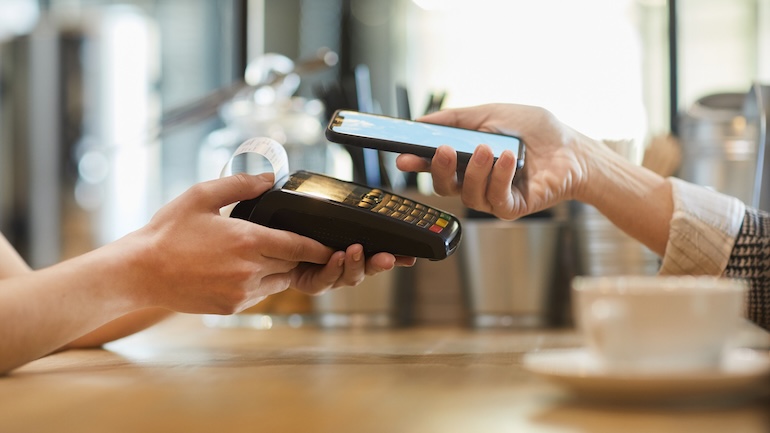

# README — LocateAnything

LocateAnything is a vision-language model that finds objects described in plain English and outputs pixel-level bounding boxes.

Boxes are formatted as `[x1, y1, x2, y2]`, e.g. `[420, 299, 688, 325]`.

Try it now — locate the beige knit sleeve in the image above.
[658, 177, 746, 276]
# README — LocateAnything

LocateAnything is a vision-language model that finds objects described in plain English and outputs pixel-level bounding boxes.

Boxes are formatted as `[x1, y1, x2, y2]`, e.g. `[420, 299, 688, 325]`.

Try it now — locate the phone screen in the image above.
[328, 110, 522, 159]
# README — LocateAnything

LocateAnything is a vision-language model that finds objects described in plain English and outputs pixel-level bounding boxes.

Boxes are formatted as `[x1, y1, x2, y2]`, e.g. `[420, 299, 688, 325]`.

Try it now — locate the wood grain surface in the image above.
[1, 315, 769, 433]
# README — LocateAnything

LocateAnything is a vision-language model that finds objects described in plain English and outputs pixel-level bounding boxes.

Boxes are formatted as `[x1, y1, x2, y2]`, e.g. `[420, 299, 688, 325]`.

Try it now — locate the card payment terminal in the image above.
[230, 171, 462, 260]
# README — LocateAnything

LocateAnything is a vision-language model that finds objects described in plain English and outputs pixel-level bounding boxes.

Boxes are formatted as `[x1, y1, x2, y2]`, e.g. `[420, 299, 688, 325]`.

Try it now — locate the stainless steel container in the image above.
[313, 271, 397, 328]
[459, 219, 564, 328]
[570, 202, 660, 277]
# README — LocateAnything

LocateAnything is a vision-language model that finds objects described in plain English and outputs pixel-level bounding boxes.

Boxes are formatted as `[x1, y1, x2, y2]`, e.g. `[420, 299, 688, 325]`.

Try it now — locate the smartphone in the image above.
[230, 170, 461, 260]
[325, 109, 525, 170]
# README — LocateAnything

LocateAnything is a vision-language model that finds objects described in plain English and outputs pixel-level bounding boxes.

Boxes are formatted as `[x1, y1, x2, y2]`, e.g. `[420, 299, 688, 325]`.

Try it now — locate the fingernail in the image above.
[499, 150, 514, 169]
[257, 173, 275, 182]
[473, 148, 491, 165]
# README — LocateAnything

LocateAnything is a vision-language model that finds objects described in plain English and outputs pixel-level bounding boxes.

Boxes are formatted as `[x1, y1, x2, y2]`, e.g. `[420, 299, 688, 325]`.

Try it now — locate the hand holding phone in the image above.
[325, 109, 525, 170]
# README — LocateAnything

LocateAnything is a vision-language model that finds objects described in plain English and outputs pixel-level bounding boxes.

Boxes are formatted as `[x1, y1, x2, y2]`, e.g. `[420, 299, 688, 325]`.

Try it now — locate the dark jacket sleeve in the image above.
[724, 207, 770, 331]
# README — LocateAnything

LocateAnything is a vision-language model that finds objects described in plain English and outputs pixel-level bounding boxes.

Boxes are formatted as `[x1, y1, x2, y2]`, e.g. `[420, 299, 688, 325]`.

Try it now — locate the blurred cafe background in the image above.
[2, 0, 770, 329]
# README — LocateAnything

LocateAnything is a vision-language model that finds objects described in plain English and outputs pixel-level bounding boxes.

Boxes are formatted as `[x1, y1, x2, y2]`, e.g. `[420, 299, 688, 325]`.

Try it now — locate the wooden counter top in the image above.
[1, 314, 769, 433]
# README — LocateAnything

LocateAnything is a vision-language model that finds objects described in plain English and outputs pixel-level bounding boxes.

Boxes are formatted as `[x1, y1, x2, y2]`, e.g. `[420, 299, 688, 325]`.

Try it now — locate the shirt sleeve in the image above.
[658, 177, 745, 276]
[659, 177, 770, 331]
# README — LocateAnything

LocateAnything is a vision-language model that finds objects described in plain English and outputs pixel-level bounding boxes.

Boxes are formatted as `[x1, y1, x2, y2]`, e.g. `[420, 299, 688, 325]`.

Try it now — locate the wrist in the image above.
[80, 233, 155, 313]
[570, 135, 620, 205]
[571, 136, 673, 255]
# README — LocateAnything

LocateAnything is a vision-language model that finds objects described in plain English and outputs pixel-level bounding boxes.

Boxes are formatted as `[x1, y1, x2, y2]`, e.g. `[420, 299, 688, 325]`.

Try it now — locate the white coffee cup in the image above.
[573, 275, 747, 374]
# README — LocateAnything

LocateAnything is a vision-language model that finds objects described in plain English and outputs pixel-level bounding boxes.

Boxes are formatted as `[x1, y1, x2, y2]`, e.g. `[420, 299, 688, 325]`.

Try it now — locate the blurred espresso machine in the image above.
[0, 7, 161, 268]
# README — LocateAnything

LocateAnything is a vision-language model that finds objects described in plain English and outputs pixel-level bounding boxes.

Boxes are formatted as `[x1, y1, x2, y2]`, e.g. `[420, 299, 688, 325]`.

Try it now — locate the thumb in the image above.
[198, 172, 276, 212]
[416, 107, 472, 127]
[416, 108, 457, 126]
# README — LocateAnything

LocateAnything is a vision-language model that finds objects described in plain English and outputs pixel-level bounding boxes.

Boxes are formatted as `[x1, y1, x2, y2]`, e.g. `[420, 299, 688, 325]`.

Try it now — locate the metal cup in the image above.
[459, 219, 565, 328]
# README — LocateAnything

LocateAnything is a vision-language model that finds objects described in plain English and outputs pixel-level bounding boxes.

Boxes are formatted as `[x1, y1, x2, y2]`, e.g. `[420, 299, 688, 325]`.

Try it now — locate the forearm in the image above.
[61, 308, 174, 350]
[0, 245, 143, 374]
[575, 135, 673, 256]
[0, 235, 31, 276]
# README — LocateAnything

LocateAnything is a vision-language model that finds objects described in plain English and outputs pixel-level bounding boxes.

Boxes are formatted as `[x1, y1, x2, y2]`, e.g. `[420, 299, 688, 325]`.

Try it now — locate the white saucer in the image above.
[522, 347, 770, 403]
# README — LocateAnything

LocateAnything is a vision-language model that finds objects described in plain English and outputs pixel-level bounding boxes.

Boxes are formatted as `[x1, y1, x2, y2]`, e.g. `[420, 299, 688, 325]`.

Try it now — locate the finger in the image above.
[486, 149, 517, 217]
[460, 145, 495, 211]
[338, 244, 366, 286]
[291, 250, 346, 295]
[191, 172, 276, 212]
[395, 154, 431, 173]
[254, 228, 334, 264]
[237, 295, 268, 313]
[252, 273, 294, 299]
[250, 254, 300, 275]
[394, 256, 417, 267]
[364, 252, 396, 276]
[417, 106, 488, 130]
[416, 108, 463, 126]
[430, 145, 461, 196]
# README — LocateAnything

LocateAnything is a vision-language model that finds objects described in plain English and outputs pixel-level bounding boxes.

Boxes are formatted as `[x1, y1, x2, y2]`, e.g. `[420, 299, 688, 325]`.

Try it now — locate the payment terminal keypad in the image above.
[355, 189, 452, 234]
